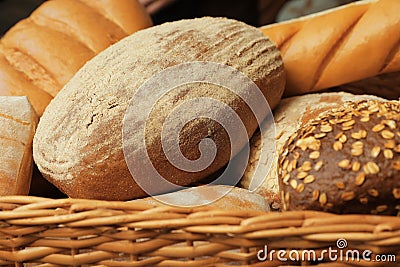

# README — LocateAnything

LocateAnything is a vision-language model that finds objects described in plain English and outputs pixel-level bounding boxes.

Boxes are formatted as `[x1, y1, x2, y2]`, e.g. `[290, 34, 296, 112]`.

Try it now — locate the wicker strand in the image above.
[0, 196, 398, 266]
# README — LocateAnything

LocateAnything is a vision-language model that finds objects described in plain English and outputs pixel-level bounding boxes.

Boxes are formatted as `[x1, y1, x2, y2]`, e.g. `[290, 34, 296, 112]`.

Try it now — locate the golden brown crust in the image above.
[0, 51, 52, 116]
[2, 19, 95, 87]
[30, 0, 127, 53]
[260, 0, 400, 96]
[0, 0, 152, 115]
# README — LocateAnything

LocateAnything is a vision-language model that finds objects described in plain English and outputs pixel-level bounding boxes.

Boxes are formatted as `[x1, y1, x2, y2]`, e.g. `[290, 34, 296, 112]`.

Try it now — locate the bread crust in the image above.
[0, 96, 37, 195]
[240, 92, 385, 209]
[80, 0, 153, 34]
[0, 0, 152, 116]
[0, 51, 52, 116]
[260, 0, 400, 95]
[30, 0, 127, 53]
[34, 17, 285, 200]
[279, 99, 400, 215]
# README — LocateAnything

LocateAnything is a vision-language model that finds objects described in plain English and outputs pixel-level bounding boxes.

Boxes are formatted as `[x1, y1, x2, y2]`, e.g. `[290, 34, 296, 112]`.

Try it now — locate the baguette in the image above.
[0, 96, 37, 195]
[80, 0, 153, 34]
[30, 0, 128, 54]
[260, 0, 400, 96]
[2, 19, 95, 90]
[0, 0, 152, 116]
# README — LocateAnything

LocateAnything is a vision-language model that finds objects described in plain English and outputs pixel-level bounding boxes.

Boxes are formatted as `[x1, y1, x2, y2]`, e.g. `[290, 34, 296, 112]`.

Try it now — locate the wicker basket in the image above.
[7, 74, 399, 266]
[0, 196, 398, 266]
[1, 1, 398, 266]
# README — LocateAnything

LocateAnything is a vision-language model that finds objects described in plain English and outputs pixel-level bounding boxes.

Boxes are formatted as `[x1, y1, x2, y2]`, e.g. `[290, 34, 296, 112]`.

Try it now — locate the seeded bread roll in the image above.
[0, 96, 37, 195]
[33, 17, 285, 200]
[240, 92, 384, 210]
[279, 99, 400, 215]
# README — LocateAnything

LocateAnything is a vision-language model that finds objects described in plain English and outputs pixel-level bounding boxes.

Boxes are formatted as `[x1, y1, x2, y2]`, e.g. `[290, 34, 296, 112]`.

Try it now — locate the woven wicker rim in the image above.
[0, 196, 398, 266]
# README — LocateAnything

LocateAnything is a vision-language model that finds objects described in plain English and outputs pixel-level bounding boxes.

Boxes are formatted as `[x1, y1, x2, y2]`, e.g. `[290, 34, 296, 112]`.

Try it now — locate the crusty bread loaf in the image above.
[260, 0, 400, 96]
[2, 19, 95, 91]
[240, 92, 385, 209]
[0, 96, 37, 195]
[34, 17, 285, 201]
[0, 0, 152, 116]
[80, 0, 153, 34]
[0, 50, 52, 117]
[279, 99, 400, 215]
[132, 185, 270, 212]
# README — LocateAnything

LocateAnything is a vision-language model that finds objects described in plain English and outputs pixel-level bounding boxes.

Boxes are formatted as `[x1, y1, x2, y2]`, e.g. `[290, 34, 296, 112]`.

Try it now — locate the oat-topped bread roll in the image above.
[0, 0, 152, 116]
[260, 0, 400, 96]
[34, 17, 285, 200]
[0, 96, 37, 195]
[240, 92, 384, 210]
[279, 99, 400, 215]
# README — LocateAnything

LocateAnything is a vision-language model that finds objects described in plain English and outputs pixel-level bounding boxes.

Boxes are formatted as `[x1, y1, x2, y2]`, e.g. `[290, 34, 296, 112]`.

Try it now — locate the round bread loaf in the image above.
[0, 96, 37, 196]
[33, 17, 285, 200]
[278, 99, 400, 215]
[240, 92, 385, 210]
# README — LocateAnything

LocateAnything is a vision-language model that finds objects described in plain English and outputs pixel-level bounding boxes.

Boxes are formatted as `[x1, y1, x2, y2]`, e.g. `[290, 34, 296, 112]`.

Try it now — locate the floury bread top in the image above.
[33, 17, 285, 201]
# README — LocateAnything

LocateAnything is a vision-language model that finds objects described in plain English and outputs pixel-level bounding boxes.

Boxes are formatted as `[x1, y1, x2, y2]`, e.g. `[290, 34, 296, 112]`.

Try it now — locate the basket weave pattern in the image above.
[0, 196, 398, 266]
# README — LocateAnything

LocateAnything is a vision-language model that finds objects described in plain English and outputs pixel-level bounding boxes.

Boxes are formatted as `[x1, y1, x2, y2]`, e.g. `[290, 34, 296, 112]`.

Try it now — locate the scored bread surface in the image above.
[0, 0, 152, 116]
[34, 17, 285, 200]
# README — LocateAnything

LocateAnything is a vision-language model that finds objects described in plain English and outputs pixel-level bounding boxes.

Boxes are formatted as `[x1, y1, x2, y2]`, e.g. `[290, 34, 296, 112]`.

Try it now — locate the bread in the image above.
[132, 185, 270, 212]
[0, 50, 53, 117]
[0, 0, 152, 116]
[33, 17, 285, 201]
[0, 96, 37, 195]
[260, 0, 400, 96]
[240, 92, 385, 210]
[279, 99, 400, 215]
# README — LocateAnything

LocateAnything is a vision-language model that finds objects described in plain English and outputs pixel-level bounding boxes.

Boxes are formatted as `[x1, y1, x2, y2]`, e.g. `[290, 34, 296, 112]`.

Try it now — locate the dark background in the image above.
[0, 0, 43, 35]
[0, 0, 282, 35]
